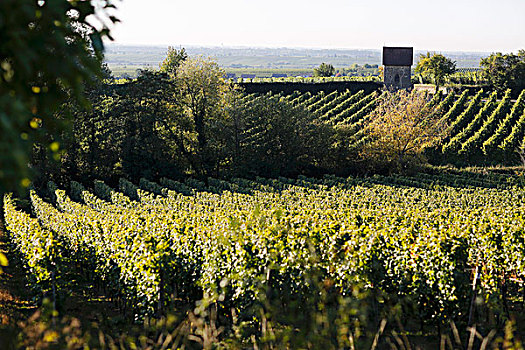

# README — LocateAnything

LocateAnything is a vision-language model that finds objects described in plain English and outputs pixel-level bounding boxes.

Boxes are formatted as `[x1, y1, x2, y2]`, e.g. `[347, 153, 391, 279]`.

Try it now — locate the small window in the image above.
[394, 74, 400, 84]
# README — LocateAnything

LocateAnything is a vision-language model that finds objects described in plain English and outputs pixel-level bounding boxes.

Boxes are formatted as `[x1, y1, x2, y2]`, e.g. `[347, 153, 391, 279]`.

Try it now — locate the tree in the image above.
[0, 0, 117, 193]
[314, 63, 335, 77]
[230, 95, 334, 177]
[415, 53, 456, 90]
[66, 61, 339, 182]
[480, 51, 525, 95]
[159, 46, 188, 76]
[163, 57, 236, 178]
[361, 90, 447, 173]
[64, 70, 191, 184]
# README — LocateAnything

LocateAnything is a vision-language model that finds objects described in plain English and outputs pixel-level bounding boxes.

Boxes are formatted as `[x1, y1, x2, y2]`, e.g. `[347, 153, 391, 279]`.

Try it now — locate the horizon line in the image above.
[105, 42, 502, 55]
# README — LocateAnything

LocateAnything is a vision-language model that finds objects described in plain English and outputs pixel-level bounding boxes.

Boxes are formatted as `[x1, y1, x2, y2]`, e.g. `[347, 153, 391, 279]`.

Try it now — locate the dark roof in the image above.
[382, 47, 413, 66]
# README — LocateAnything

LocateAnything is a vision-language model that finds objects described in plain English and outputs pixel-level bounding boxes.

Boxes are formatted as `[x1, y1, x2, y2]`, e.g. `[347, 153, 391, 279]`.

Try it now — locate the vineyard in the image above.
[4, 84, 525, 346]
[4, 170, 525, 346]
[3, 0, 525, 347]
[240, 88, 525, 166]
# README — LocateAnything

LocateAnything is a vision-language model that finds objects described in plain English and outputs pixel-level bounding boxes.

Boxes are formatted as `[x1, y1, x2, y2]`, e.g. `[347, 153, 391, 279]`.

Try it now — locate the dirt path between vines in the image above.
[0, 216, 37, 326]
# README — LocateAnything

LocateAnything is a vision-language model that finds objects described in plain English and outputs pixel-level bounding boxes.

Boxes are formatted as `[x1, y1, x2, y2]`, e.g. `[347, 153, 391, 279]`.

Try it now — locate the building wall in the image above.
[384, 66, 412, 90]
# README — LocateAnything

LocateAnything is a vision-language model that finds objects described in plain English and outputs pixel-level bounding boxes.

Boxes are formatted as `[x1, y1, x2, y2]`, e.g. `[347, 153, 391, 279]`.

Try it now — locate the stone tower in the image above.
[382, 47, 413, 90]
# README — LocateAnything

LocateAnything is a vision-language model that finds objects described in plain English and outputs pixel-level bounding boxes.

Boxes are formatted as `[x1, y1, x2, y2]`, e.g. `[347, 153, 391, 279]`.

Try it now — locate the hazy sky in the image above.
[107, 0, 524, 52]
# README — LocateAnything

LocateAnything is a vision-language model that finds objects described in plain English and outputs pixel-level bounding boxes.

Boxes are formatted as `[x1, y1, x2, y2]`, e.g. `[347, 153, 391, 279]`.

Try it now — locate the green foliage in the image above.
[433, 90, 455, 119]
[483, 89, 525, 155]
[5, 173, 525, 345]
[336, 91, 380, 126]
[64, 58, 238, 182]
[173, 57, 236, 178]
[307, 90, 338, 113]
[297, 90, 325, 109]
[460, 89, 512, 155]
[232, 95, 335, 177]
[438, 90, 469, 126]
[66, 71, 382, 181]
[441, 90, 484, 152]
[319, 90, 363, 122]
[3, 193, 66, 300]
[63, 79, 525, 178]
[445, 91, 498, 155]
[314, 63, 336, 77]
[0, 0, 117, 193]
[447, 69, 487, 86]
[360, 91, 447, 173]
[64, 71, 179, 182]
[417, 88, 525, 166]
[481, 51, 525, 95]
[158, 46, 188, 75]
[499, 109, 525, 153]
[415, 52, 457, 89]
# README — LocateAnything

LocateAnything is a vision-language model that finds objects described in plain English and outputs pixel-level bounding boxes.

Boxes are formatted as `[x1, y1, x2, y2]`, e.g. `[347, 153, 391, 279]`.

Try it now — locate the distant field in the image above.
[107, 64, 153, 78]
[105, 44, 488, 78]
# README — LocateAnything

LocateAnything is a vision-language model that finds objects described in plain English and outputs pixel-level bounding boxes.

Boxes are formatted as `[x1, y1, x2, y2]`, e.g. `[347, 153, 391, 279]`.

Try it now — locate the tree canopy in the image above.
[314, 63, 336, 77]
[0, 0, 117, 193]
[159, 47, 188, 76]
[361, 90, 446, 173]
[63, 55, 337, 183]
[480, 51, 525, 95]
[415, 53, 456, 89]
